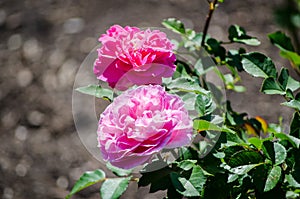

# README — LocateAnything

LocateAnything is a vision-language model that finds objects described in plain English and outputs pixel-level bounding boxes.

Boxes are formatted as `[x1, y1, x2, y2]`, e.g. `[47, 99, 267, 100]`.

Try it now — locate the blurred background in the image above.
[0, 0, 299, 198]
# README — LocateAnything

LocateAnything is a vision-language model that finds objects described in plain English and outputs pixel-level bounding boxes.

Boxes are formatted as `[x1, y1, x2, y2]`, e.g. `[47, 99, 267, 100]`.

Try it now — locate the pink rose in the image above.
[97, 85, 193, 169]
[94, 25, 176, 90]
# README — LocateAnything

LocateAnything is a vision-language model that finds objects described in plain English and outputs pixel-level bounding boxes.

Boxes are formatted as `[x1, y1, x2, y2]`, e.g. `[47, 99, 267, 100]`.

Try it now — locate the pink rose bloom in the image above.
[94, 25, 176, 90]
[97, 85, 193, 169]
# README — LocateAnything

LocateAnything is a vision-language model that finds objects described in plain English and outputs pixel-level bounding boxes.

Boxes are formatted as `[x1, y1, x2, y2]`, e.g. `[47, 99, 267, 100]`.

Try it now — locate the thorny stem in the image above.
[201, 0, 219, 47]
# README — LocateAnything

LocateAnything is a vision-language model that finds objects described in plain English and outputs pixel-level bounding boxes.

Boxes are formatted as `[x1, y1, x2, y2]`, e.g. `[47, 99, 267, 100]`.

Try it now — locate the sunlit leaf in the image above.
[66, 169, 106, 199]
[106, 162, 132, 177]
[193, 119, 235, 134]
[242, 52, 277, 78]
[274, 133, 300, 148]
[76, 85, 113, 101]
[286, 174, 300, 188]
[248, 137, 263, 149]
[173, 166, 206, 197]
[278, 68, 300, 92]
[230, 164, 262, 175]
[264, 166, 282, 192]
[281, 100, 300, 111]
[227, 151, 263, 167]
[100, 177, 131, 199]
[194, 93, 215, 116]
[274, 142, 287, 165]
[228, 25, 260, 46]
[177, 160, 197, 171]
[166, 77, 209, 94]
[177, 178, 200, 197]
[162, 18, 185, 34]
[268, 31, 300, 74]
[268, 31, 295, 52]
[261, 77, 285, 95]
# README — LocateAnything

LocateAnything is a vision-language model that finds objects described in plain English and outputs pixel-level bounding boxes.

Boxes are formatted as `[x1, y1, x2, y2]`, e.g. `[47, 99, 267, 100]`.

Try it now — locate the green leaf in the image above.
[242, 52, 277, 78]
[100, 177, 131, 199]
[262, 140, 275, 162]
[290, 112, 300, 138]
[213, 152, 226, 159]
[287, 76, 300, 92]
[174, 61, 193, 80]
[262, 141, 287, 165]
[169, 172, 185, 193]
[278, 67, 289, 90]
[230, 164, 262, 175]
[274, 142, 287, 165]
[138, 166, 172, 188]
[177, 178, 200, 197]
[188, 165, 207, 193]
[261, 77, 285, 95]
[228, 25, 260, 46]
[248, 137, 263, 149]
[264, 166, 282, 192]
[278, 68, 300, 91]
[286, 191, 300, 199]
[227, 173, 239, 183]
[193, 119, 235, 134]
[206, 38, 226, 61]
[194, 57, 215, 76]
[227, 151, 263, 167]
[66, 169, 106, 199]
[268, 31, 295, 52]
[178, 166, 206, 197]
[106, 162, 132, 177]
[194, 93, 215, 116]
[281, 99, 300, 111]
[274, 132, 300, 148]
[224, 146, 244, 162]
[268, 32, 300, 73]
[280, 50, 300, 67]
[162, 18, 185, 34]
[223, 73, 246, 92]
[252, 164, 269, 193]
[76, 85, 113, 101]
[177, 160, 197, 171]
[203, 174, 230, 198]
[286, 174, 300, 188]
[166, 77, 209, 95]
[182, 92, 197, 111]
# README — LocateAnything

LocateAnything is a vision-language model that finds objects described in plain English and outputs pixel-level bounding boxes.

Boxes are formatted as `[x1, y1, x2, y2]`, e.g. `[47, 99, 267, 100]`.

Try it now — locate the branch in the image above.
[201, 0, 218, 47]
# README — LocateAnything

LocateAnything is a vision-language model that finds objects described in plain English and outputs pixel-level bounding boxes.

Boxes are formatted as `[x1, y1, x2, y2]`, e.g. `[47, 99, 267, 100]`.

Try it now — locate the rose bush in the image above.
[94, 25, 176, 90]
[97, 85, 193, 169]
[69, 1, 300, 198]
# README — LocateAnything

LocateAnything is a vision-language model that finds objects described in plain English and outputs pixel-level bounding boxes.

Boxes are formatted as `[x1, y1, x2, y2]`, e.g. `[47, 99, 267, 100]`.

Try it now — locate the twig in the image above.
[201, 0, 218, 47]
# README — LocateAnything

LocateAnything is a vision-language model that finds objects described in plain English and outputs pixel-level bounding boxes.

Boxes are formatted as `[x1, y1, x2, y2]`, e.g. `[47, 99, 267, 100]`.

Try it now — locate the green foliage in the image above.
[100, 177, 131, 199]
[242, 52, 277, 78]
[66, 169, 106, 199]
[68, 4, 300, 198]
[162, 18, 186, 34]
[264, 166, 282, 192]
[106, 162, 132, 177]
[76, 84, 114, 101]
[66, 169, 132, 199]
[228, 25, 261, 46]
[268, 31, 300, 75]
[261, 77, 286, 95]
